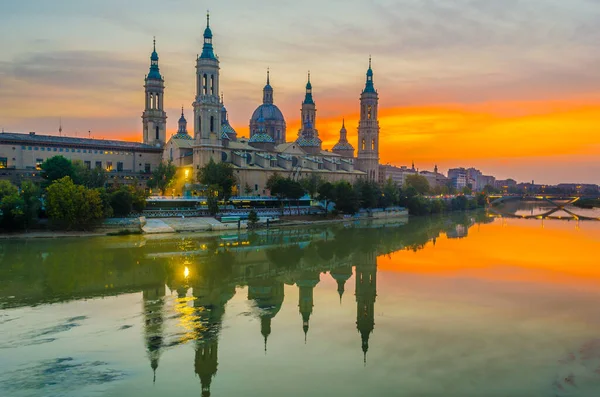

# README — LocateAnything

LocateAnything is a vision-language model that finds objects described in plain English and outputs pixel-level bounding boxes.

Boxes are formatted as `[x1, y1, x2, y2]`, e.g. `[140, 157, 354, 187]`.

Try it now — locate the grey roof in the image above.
[0, 132, 163, 152]
[250, 103, 285, 123]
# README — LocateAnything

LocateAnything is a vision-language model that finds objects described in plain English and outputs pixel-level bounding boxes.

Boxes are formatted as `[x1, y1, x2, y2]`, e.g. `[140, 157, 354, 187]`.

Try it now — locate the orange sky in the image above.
[378, 219, 600, 289]
[2, 0, 600, 184]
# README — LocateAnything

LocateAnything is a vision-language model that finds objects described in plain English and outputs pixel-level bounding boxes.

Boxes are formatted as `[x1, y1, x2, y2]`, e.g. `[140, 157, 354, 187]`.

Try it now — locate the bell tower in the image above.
[193, 13, 223, 168]
[142, 38, 167, 146]
[356, 57, 380, 182]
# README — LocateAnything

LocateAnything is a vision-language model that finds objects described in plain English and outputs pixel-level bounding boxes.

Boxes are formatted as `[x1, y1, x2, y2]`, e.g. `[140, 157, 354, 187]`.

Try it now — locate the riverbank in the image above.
[0, 210, 410, 239]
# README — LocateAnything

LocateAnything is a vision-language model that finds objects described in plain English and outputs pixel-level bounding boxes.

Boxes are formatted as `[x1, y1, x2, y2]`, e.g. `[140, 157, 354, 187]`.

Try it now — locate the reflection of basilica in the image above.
[2, 213, 492, 396]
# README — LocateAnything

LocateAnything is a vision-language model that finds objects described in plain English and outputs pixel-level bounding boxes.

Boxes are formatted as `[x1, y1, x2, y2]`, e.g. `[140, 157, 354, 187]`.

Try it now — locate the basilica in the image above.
[0, 14, 381, 194]
[159, 15, 381, 195]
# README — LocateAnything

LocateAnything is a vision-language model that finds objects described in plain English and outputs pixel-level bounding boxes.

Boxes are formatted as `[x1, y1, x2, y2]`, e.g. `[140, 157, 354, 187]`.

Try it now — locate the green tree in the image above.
[247, 210, 259, 228]
[73, 160, 107, 188]
[40, 156, 75, 185]
[20, 180, 41, 230]
[300, 174, 322, 198]
[380, 178, 399, 209]
[0, 180, 23, 230]
[483, 184, 499, 194]
[286, 179, 305, 215]
[333, 181, 359, 215]
[198, 159, 237, 201]
[147, 161, 177, 196]
[317, 182, 336, 216]
[244, 183, 253, 195]
[46, 177, 105, 230]
[462, 186, 473, 195]
[405, 174, 430, 195]
[206, 185, 220, 216]
[355, 179, 380, 210]
[267, 173, 286, 214]
[110, 188, 133, 217]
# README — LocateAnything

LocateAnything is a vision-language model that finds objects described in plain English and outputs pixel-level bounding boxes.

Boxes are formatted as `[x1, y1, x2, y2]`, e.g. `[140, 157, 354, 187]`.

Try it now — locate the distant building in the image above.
[378, 164, 417, 186]
[448, 168, 468, 190]
[419, 166, 448, 189]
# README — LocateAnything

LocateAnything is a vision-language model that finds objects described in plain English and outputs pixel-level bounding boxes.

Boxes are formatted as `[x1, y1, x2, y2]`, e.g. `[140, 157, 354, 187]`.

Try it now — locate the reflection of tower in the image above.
[355, 252, 377, 364]
[143, 284, 166, 383]
[330, 264, 353, 303]
[248, 279, 284, 353]
[192, 279, 235, 397]
[296, 271, 320, 342]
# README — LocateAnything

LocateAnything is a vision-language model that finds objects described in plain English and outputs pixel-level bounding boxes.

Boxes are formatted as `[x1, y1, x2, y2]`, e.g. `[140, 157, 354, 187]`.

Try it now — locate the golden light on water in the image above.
[184, 266, 190, 279]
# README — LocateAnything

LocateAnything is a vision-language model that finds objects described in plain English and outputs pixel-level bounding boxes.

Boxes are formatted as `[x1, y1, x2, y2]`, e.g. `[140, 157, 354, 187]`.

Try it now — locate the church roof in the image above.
[332, 141, 354, 151]
[172, 132, 192, 141]
[250, 104, 285, 124]
[249, 133, 275, 143]
[222, 122, 236, 136]
[296, 136, 322, 147]
[0, 132, 163, 152]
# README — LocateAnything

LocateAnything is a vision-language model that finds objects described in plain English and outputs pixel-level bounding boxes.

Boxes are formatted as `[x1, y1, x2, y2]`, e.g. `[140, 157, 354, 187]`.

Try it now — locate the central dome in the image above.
[249, 72, 287, 144]
[251, 104, 285, 123]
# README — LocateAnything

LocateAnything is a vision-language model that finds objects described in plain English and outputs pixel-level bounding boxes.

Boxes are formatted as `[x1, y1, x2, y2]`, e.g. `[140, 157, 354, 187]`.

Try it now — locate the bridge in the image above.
[488, 194, 600, 221]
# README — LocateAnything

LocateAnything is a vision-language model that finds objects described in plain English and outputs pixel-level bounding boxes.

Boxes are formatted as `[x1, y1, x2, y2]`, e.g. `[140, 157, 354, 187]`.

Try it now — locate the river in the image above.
[1, 209, 600, 397]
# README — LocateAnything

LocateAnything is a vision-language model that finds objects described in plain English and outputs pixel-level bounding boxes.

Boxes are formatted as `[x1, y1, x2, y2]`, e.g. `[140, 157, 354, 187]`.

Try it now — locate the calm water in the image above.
[1, 210, 600, 397]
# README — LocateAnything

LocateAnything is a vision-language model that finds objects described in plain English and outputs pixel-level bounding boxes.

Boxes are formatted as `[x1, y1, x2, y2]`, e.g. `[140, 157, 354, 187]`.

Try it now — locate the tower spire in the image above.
[207, 10, 210, 27]
[267, 67, 270, 85]
[153, 36, 156, 52]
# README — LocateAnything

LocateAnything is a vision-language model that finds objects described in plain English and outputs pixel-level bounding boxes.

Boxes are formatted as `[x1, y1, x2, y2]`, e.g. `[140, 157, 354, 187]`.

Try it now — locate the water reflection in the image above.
[0, 212, 496, 396]
[6, 211, 600, 396]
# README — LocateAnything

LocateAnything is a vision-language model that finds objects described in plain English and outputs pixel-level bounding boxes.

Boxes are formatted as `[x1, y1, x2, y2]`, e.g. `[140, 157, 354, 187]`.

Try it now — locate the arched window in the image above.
[203, 74, 208, 95]
[372, 139, 375, 150]
[361, 139, 366, 150]
[170, 148, 173, 161]
[210, 75, 215, 95]
[199, 116, 202, 134]
[156, 126, 159, 140]
[210, 116, 214, 133]
[367, 105, 372, 119]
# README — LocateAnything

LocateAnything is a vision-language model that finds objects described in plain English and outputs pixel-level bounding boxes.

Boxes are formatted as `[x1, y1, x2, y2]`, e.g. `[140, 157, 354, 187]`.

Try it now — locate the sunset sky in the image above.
[1, 0, 599, 184]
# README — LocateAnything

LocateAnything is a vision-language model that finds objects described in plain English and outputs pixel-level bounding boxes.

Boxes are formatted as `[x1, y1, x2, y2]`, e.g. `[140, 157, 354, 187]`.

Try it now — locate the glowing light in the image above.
[184, 266, 190, 279]
[184, 169, 190, 179]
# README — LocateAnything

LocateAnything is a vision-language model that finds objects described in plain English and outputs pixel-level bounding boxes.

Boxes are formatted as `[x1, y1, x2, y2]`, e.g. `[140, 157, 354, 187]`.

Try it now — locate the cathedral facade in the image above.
[162, 15, 381, 196]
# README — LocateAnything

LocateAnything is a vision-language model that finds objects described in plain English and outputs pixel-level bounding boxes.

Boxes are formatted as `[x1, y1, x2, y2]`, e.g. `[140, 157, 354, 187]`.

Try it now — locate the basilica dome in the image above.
[249, 70, 287, 144]
[250, 104, 285, 125]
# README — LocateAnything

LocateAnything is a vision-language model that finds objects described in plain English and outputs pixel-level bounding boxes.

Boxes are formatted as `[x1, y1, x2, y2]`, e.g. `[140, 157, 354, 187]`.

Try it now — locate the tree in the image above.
[148, 161, 177, 196]
[46, 177, 104, 230]
[482, 184, 499, 194]
[286, 180, 305, 215]
[317, 182, 336, 216]
[405, 174, 430, 195]
[300, 174, 323, 198]
[110, 188, 133, 217]
[267, 173, 286, 214]
[0, 180, 41, 231]
[20, 181, 41, 230]
[333, 181, 359, 215]
[355, 179, 380, 210]
[462, 186, 473, 195]
[40, 156, 75, 185]
[380, 178, 399, 209]
[73, 160, 107, 188]
[244, 183, 253, 195]
[247, 210, 259, 228]
[198, 159, 237, 201]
